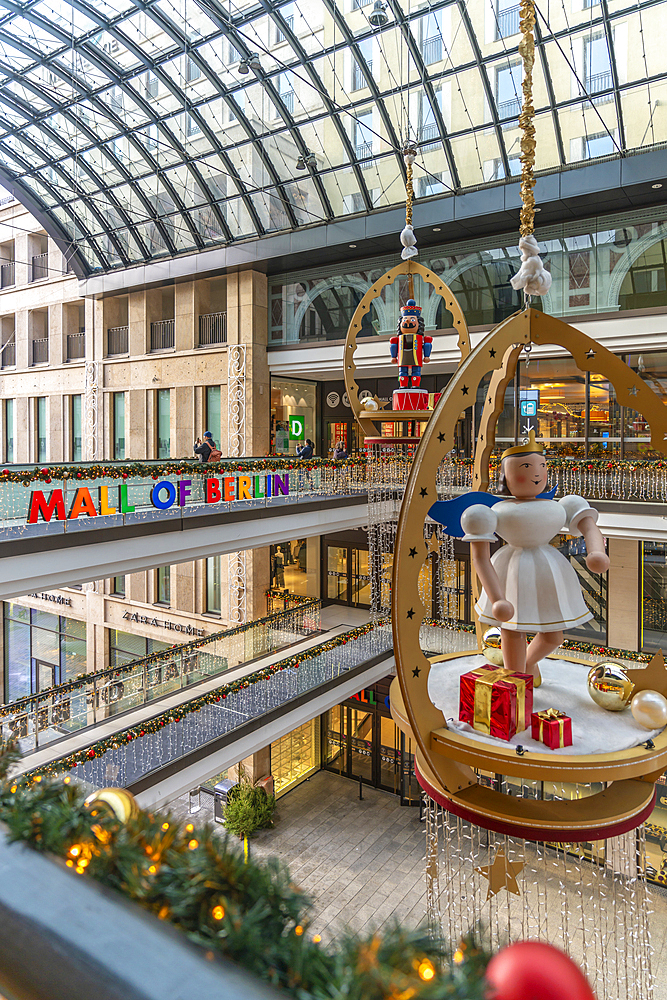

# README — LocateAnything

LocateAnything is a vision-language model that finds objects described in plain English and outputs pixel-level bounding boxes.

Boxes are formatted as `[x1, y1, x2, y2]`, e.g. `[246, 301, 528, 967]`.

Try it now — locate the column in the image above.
[173, 561, 196, 616]
[13, 231, 28, 287]
[607, 538, 640, 650]
[15, 309, 28, 370]
[48, 302, 64, 367]
[127, 390, 147, 460]
[172, 385, 195, 458]
[228, 746, 271, 785]
[14, 397, 29, 463]
[128, 290, 148, 357]
[175, 280, 207, 353]
[48, 394, 64, 463]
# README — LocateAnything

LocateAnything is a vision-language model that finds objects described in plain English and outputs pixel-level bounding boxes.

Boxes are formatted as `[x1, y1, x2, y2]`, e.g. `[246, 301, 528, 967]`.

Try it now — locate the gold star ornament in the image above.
[475, 849, 524, 900]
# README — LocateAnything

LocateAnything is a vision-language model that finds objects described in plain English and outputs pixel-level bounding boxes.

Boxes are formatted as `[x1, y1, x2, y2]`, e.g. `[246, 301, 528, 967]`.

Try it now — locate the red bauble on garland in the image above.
[485, 941, 596, 1000]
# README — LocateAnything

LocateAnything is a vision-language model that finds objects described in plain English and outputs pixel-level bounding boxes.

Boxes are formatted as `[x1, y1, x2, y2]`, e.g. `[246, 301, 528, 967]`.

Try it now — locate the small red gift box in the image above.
[531, 708, 572, 749]
[459, 665, 533, 741]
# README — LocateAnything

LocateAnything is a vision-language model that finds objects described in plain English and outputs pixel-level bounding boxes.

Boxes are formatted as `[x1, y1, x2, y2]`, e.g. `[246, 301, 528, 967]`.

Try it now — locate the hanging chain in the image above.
[405, 156, 414, 227]
[518, 0, 537, 238]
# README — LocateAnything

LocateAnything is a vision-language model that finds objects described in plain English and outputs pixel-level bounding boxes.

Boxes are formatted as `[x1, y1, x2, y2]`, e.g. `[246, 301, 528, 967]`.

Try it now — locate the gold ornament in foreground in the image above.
[84, 787, 139, 824]
[587, 662, 635, 712]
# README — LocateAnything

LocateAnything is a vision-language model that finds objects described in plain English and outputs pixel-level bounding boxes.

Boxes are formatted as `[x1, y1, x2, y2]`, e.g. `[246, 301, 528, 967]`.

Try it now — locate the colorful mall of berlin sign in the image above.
[26, 473, 290, 524]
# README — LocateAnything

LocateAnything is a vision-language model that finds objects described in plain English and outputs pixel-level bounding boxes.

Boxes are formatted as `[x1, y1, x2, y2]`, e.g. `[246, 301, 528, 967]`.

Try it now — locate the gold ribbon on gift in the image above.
[537, 707, 566, 745]
[472, 666, 528, 735]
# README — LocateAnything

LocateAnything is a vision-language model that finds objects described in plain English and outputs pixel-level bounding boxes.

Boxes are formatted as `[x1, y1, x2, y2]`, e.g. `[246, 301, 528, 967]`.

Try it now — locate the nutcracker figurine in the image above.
[390, 299, 433, 411]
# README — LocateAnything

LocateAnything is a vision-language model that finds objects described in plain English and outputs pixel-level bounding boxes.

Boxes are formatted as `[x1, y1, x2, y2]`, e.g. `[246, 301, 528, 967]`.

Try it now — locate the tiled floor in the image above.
[170, 769, 667, 998]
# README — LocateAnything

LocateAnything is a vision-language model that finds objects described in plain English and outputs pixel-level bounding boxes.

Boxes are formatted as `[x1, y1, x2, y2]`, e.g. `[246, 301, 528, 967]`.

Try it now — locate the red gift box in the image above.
[459, 664, 533, 741]
[531, 708, 572, 749]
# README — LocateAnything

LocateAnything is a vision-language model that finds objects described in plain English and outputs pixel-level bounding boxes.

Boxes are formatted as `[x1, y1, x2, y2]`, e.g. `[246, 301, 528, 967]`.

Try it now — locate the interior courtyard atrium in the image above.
[2, 0, 667, 996]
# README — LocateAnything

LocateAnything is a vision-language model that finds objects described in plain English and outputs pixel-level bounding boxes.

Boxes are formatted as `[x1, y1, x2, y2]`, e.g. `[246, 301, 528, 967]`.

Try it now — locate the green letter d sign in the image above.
[289, 415, 305, 440]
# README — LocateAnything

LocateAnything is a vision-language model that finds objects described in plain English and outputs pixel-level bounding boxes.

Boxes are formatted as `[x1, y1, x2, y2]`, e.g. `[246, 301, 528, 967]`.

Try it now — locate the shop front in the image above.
[270, 377, 318, 456]
[322, 678, 420, 805]
[3, 602, 87, 703]
[323, 529, 371, 608]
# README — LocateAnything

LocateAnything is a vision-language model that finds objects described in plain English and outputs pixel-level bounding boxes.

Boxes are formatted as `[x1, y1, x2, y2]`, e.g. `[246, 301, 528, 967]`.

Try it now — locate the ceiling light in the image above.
[433, 227, 441, 232]
[238, 53, 261, 74]
[296, 154, 306, 169]
[349, 244, 357, 248]
[368, 1, 389, 28]
[296, 149, 317, 170]
[534, 207, 541, 212]
[652, 183, 663, 189]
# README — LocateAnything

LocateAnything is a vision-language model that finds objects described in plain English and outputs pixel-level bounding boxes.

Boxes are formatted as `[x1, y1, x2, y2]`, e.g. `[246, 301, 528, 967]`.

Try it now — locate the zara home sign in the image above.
[26, 474, 290, 524]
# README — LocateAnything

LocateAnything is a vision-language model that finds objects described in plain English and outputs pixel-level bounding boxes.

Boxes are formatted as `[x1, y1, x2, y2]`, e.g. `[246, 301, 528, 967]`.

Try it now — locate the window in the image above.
[583, 34, 612, 101]
[3, 603, 87, 702]
[206, 386, 221, 446]
[145, 71, 158, 98]
[206, 556, 221, 614]
[278, 73, 294, 114]
[186, 57, 201, 83]
[484, 155, 521, 181]
[495, 62, 522, 123]
[36, 397, 46, 463]
[186, 112, 201, 136]
[157, 389, 170, 457]
[352, 38, 372, 91]
[5, 398, 13, 463]
[112, 575, 125, 596]
[495, 0, 521, 39]
[583, 132, 615, 159]
[420, 91, 441, 151]
[275, 3, 294, 42]
[420, 11, 443, 65]
[156, 565, 170, 605]
[354, 110, 374, 161]
[71, 394, 82, 462]
[108, 628, 169, 668]
[417, 173, 444, 198]
[113, 392, 125, 460]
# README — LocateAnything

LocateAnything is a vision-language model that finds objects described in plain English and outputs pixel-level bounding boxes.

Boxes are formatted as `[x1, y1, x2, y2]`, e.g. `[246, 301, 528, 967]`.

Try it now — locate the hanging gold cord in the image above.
[518, 0, 536, 238]
[405, 158, 414, 227]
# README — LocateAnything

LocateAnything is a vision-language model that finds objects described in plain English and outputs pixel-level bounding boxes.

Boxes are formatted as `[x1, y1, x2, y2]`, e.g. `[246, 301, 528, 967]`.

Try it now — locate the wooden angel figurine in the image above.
[459, 432, 609, 686]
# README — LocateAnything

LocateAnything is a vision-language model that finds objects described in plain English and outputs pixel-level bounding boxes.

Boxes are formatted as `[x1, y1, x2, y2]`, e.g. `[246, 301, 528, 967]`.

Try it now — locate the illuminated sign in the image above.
[25, 474, 290, 524]
[289, 415, 305, 440]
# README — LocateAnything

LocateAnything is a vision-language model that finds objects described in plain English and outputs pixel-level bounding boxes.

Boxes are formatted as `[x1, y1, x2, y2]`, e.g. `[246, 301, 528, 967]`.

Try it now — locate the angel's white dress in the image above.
[460, 495, 597, 632]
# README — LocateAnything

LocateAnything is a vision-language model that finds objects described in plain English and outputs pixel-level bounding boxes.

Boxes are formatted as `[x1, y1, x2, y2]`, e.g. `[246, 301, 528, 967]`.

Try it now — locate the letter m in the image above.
[27, 490, 66, 524]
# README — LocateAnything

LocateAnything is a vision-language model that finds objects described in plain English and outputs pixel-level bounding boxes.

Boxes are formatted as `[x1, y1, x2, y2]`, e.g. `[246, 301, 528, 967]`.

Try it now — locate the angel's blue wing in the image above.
[427, 485, 557, 538]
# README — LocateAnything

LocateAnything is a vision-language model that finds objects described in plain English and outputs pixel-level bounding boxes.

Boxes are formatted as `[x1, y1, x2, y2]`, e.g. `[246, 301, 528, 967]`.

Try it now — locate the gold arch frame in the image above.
[391, 307, 667, 839]
[342, 260, 470, 434]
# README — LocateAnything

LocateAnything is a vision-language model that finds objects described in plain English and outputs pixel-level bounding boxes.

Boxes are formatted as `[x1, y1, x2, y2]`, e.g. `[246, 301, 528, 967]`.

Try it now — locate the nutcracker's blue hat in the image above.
[401, 298, 422, 318]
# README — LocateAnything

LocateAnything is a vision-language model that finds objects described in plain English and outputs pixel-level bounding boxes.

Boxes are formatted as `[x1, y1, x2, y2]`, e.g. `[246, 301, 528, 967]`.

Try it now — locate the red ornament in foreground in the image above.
[485, 941, 596, 1000]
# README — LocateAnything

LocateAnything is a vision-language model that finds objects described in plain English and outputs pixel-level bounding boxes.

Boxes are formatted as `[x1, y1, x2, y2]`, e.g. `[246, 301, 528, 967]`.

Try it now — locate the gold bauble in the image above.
[587, 662, 635, 712]
[84, 787, 139, 824]
[631, 689, 667, 730]
[482, 627, 504, 666]
[362, 397, 379, 411]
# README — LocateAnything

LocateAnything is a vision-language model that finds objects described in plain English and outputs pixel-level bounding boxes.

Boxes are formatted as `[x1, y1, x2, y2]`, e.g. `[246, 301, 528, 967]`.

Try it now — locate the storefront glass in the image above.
[271, 718, 321, 797]
[270, 377, 317, 456]
[325, 540, 370, 607]
[553, 535, 607, 642]
[3, 603, 87, 702]
[270, 538, 320, 598]
[108, 629, 170, 667]
[642, 542, 667, 648]
[625, 351, 667, 457]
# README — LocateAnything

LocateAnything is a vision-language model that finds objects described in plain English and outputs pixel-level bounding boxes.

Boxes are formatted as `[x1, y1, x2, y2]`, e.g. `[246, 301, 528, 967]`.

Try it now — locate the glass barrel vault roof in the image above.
[0, 0, 666, 274]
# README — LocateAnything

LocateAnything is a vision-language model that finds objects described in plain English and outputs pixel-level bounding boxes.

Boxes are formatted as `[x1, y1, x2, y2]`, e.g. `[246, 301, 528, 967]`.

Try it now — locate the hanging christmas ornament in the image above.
[84, 787, 139, 824]
[587, 662, 634, 711]
[400, 143, 418, 260]
[631, 689, 667, 730]
[486, 941, 596, 1000]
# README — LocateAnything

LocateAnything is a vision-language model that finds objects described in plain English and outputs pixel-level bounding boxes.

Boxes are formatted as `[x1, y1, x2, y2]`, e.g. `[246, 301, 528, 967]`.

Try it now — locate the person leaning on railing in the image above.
[295, 439, 314, 459]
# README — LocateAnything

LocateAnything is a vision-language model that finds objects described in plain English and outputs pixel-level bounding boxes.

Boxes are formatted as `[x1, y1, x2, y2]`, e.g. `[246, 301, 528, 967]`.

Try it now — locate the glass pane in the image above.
[4, 615, 31, 701]
[60, 633, 86, 682]
[5, 398, 14, 463]
[114, 392, 125, 460]
[270, 378, 317, 455]
[112, 575, 125, 595]
[625, 351, 667, 457]
[157, 565, 170, 604]
[351, 548, 371, 607]
[109, 628, 147, 667]
[37, 396, 46, 462]
[327, 546, 348, 602]
[71, 394, 82, 461]
[157, 388, 170, 458]
[206, 385, 221, 447]
[518, 357, 587, 458]
[206, 555, 221, 613]
[588, 374, 621, 457]
[643, 542, 667, 648]
[349, 707, 373, 782]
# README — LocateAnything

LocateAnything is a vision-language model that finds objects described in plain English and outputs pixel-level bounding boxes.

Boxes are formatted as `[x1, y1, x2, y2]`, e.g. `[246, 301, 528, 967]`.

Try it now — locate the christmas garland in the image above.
[19, 619, 386, 785]
[0, 597, 321, 719]
[0, 741, 490, 999]
[452, 456, 667, 472]
[0, 456, 370, 486]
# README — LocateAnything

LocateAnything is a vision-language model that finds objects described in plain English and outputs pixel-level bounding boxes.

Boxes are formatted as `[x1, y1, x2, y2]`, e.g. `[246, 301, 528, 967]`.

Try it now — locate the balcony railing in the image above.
[66, 332, 85, 361]
[422, 35, 442, 65]
[107, 325, 129, 356]
[198, 311, 227, 346]
[150, 318, 175, 351]
[31, 338, 48, 365]
[30, 252, 48, 282]
[585, 70, 613, 104]
[1, 597, 322, 755]
[0, 261, 14, 288]
[420, 122, 440, 152]
[496, 5, 521, 37]
[281, 89, 295, 113]
[355, 141, 374, 168]
[1, 339, 15, 368]
[497, 97, 521, 124]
